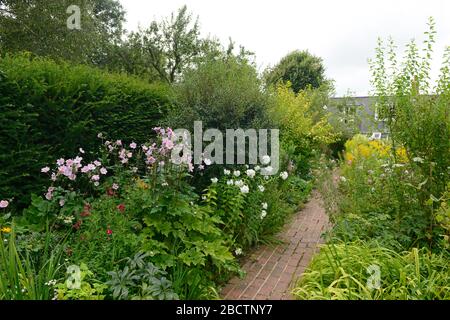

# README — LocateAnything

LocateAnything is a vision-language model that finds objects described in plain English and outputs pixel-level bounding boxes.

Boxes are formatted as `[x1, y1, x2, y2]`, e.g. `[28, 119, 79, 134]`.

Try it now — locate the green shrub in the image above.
[370, 18, 450, 241]
[332, 132, 446, 250]
[267, 83, 337, 178]
[0, 53, 172, 209]
[106, 252, 178, 300]
[169, 55, 270, 131]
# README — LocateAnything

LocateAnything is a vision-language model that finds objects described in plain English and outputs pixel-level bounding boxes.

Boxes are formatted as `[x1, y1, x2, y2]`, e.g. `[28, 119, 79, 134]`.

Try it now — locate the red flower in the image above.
[107, 188, 115, 197]
[80, 203, 91, 217]
[106, 228, 113, 236]
[80, 210, 91, 217]
[116, 203, 125, 213]
[65, 247, 73, 256]
[73, 220, 82, 230]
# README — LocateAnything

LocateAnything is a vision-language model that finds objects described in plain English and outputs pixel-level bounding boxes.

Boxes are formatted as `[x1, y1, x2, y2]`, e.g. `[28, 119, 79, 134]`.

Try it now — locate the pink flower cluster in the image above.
[104, 140, 134, 164]
[150, 127, 194, 172]
[45, 187, 55, 200]
[0, 200, 9, 208]
[55, 156, 83, 181]
[142, 142, 158, 165]
[41, 154, 108, 188]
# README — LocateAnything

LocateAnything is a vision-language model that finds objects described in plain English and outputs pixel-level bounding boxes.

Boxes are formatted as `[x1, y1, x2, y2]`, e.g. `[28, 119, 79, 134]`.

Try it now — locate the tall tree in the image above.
[0, 0, 125, 65]
[265, 50, 327, 93]
[128, 5, 203, 83]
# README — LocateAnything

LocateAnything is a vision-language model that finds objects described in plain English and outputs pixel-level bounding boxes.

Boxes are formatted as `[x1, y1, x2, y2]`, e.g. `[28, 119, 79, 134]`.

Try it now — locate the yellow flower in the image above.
[396, 147, 409, 163]
[136, 178, 149, 190]
[345, 152, 355, 163]
[1, 227, 11, 233]
[358, 145, 372, 158]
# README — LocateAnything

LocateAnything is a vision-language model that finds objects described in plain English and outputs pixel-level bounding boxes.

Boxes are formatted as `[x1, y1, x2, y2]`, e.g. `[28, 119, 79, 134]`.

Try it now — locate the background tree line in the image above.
[0, 1, 328, 91]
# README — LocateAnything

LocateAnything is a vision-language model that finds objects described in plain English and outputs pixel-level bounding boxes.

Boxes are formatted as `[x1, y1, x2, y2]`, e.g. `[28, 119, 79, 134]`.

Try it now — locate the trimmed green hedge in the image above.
[0, 54, 172, 209]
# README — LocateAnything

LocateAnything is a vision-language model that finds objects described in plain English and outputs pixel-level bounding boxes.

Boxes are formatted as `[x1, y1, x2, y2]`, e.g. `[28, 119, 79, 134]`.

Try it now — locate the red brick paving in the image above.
[221, 190, 331, 300]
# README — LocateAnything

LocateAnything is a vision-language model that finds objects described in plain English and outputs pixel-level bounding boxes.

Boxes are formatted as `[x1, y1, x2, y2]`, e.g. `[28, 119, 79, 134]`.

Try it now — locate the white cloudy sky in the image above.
[119, 0, 450, 96]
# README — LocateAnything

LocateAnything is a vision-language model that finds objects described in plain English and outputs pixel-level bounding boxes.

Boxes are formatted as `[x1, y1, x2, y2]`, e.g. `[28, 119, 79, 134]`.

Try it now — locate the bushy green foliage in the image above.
[293, 241, 450, 300]
[268, 83, 337, 177]
[106, 252, 178, 300]
[434, 182, 450, 248]
[332, 137, 428, 249]
[169, 54, 270, 130]
[0, 54, 172, 209]
[369, 17, 450, 226]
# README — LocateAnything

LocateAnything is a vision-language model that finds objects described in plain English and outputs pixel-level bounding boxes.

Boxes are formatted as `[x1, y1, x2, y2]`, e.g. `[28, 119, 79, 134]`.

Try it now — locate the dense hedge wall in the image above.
[0, 54, 172, 209]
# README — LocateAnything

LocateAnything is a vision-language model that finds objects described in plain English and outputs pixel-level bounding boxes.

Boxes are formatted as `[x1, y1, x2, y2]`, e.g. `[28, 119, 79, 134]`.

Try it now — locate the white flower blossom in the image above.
[224, 169, 231, 175]
[262, 166, 273, 175]
[246, 169, 256, 178]
[227, 180, 234, 186]
[235, 248, 243, 256]
[211, 177, 218, 183]
[280, 171, 288, 180]
[260, 210, 267, 219]
[240, 185, 249, 194]
[262, 202, 268, 210]
[234, 180, 244, 187]
[204, 158, 212, 166]
[261, 155, 271, 165]
[258, 185, 265, 192]
[413, 157, 424, 163]
[233, 170, 241, 177]
[63, 216, 74, 224]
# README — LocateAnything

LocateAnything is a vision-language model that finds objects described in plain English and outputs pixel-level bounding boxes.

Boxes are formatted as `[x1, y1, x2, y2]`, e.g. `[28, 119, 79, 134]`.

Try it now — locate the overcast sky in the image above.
[119, 0, 450, 96]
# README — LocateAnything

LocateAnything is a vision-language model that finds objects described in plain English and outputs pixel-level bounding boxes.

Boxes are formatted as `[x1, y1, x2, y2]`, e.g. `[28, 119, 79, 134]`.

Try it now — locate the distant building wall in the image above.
[329, 96, 388, 135]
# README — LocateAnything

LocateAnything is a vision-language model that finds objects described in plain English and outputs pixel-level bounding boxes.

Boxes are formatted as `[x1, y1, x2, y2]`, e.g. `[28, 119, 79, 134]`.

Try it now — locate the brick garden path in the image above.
[221, 190, 331, 300]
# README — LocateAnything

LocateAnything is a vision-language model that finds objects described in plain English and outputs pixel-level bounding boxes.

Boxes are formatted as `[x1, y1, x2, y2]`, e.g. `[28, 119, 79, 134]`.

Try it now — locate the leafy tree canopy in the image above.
[0, 0, 125, 65]
[265, 50, 327, 93]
